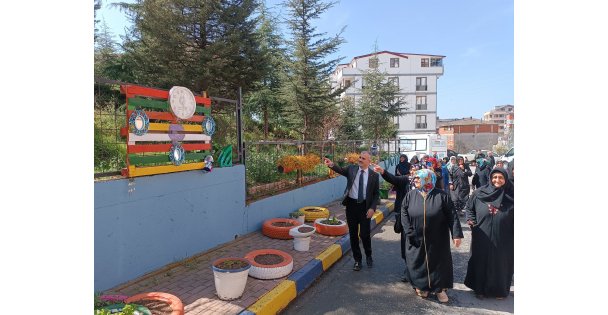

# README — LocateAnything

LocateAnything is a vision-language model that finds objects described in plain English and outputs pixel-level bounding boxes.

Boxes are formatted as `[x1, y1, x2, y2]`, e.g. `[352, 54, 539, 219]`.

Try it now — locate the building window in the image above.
[388, 76, 399, 87]
[369, 57, 379, 68]
[416, 115, 427, 129]
[343, 79, 351, 88]
[416, 77, 427, 91]
[421, 58, 429, 67]
[390, 58, 399, 68]
[416, 96, 427, 110]
[431, 58, 442, 67]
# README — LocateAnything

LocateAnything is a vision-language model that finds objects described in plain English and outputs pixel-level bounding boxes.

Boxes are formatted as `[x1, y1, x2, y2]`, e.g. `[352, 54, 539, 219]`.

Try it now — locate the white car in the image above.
[498, 147, 514, 164]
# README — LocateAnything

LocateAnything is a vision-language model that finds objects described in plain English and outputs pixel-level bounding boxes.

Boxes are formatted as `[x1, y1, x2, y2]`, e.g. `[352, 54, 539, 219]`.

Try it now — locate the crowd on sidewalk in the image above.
[324, 151, 514, 304]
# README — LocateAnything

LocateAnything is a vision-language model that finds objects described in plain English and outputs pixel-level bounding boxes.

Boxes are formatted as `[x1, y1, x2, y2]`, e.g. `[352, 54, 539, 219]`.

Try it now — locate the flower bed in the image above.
[314, 217, 348, 236]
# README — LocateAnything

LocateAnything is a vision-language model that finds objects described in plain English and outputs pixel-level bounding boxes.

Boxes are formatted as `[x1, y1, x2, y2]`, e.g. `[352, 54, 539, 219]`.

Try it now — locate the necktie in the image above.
[357, 170, 365, 203]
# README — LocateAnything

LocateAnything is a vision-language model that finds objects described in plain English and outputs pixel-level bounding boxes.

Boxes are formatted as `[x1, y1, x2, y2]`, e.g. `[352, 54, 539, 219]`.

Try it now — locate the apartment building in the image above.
[330, 51, 445, 136]
[482, 105, 514, 134]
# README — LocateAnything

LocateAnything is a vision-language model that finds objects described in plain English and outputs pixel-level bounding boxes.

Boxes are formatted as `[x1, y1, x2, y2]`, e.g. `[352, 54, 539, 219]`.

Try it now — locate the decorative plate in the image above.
[169, 86, 196, 120]
[169, 143, 186, 166]
[129, 109, 149, 136]
[202, 115, 216, 136]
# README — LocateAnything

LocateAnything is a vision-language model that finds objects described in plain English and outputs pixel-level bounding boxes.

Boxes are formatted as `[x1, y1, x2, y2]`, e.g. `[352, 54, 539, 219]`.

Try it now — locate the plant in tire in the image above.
[321, 216, 341, 225]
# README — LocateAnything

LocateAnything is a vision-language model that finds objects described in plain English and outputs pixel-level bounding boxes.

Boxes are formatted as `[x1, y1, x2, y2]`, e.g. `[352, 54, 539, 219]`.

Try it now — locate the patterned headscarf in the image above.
[416, 169, 436, 195]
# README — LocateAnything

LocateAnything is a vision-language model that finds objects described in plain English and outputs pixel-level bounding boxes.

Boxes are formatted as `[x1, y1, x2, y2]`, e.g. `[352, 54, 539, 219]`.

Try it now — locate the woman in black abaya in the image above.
[401, 169, 464, 303]
[464, 168, 514, 299]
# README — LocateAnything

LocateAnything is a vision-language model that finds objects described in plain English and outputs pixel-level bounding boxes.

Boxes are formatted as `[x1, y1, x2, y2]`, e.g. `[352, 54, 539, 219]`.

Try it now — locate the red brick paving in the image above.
[103, 197, 393, 315]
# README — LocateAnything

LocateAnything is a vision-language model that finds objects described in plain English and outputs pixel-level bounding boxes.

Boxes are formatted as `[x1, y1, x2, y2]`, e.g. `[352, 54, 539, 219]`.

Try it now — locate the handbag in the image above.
[394, 213, 403, 233]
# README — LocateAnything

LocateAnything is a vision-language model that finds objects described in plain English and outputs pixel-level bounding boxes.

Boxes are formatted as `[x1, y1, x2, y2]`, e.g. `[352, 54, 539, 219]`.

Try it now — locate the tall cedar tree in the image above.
[337, 96, 362, 140]
[282, 0, 346, 141]
[244, 3, 288, 140]
[115, 0, 264, 98]
[358, 54, 406, 144]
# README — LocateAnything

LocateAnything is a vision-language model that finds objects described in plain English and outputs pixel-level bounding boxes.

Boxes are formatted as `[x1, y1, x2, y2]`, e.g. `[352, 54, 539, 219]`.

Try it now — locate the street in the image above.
[282, 212, 514, 315]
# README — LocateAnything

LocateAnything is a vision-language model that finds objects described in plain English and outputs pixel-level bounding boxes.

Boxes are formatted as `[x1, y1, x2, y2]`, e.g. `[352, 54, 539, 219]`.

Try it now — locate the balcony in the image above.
[416, 85, 427, 91]
[416, 104, 427, 110]
[416, 123, 427, 129]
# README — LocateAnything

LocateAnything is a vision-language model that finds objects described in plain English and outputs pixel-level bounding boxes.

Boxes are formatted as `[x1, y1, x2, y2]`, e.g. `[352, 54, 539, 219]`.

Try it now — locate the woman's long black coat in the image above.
[448, 165, 472, 203]
[401, 189, 464, 292]
[464, 182, 514, 297]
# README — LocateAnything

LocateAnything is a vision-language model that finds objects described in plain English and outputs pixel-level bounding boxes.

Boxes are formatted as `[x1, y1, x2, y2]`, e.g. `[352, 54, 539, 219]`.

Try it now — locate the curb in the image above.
[239, 200, 395, 315]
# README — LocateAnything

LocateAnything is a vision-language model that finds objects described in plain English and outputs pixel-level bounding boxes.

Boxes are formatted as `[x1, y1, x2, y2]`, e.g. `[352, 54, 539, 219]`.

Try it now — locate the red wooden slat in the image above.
[126, 110, 204, 123]
[127, 143, 211, 154]
[122, 85, 211, 106]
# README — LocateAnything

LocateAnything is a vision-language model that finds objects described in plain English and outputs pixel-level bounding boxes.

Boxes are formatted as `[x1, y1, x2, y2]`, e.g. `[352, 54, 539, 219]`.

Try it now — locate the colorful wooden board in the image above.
[120, 84, 212, 177]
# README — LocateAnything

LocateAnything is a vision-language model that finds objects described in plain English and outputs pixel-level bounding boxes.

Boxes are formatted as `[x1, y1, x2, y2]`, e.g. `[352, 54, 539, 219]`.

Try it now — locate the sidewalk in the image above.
[103, 195, 396, 315]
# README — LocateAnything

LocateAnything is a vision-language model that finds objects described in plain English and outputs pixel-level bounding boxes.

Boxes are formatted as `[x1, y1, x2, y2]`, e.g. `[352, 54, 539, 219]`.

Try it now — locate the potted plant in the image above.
[380, 180, 392, 199]
[212, 257, 251, 300]
[289, 210, 305, 224]
[288, 224, 316, 251]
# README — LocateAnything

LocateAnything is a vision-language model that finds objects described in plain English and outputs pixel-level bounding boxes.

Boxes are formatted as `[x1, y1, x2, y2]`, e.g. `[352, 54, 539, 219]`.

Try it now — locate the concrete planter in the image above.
[211, 257, 251, 301]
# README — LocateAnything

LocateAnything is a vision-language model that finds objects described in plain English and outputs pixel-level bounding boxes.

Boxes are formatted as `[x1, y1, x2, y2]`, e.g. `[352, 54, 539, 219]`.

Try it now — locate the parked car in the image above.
[458, 150, 478, 163]
[447, 149, 458, 158]
[499, 147, 514, 164]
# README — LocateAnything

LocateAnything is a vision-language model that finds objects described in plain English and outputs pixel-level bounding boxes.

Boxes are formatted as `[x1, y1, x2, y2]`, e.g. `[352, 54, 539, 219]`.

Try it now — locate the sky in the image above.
[97, 0, 513, 120]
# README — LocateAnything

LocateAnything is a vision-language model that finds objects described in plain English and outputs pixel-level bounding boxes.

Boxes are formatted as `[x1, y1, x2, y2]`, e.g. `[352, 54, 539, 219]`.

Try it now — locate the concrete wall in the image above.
[94, 159, 398, 292]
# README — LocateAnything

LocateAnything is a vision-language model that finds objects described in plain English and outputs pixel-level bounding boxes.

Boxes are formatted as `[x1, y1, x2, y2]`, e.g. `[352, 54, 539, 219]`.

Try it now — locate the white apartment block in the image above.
[330, 51, 445, 136]
[482, 104, 514, 134]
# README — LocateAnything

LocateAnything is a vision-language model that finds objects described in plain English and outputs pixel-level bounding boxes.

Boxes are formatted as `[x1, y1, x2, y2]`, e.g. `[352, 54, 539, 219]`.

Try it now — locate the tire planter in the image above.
[300, 206, 330, 222]
[262, 218, 302, 239]
[314, 218, 349, 236]
[125, 292, 184, 315]
[245, 249, 294, 280]
[211, 257, 251, 301]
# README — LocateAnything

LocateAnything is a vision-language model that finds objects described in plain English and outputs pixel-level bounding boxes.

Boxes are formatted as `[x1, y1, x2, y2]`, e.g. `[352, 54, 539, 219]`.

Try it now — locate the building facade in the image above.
[437, 121, 500, 153]
[330, 51, 445, 136]
[482, 104, 514, 134]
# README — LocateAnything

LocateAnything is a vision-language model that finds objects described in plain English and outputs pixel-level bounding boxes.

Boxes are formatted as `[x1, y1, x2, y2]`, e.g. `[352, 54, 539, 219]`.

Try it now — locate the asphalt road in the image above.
[282, 212, 514, 315]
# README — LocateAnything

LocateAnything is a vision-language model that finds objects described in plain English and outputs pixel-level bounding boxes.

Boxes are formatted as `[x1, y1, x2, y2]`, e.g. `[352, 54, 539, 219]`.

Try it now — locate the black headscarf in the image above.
[476, 168, 514, 207]
[396, 154, 410, 176]
[410, 155, 419, 165]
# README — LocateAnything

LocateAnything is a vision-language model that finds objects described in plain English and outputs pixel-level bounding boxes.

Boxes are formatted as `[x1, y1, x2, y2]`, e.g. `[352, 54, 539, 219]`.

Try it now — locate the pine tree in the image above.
[281, 0, 346, 141]
[244, 3, 288, 139]
[358, 52, 406, 144]
[337, 96, 362, 140]
[115, 0, 264, 98]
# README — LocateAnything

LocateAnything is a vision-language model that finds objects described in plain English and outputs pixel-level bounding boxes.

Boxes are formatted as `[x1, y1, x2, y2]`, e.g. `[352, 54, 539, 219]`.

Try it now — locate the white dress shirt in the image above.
[348, 167, 368, 200]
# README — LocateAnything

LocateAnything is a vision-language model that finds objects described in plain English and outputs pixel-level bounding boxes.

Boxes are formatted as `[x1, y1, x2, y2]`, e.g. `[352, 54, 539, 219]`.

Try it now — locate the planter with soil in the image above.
[245, 249, 294, 279]
[212, 257, 251, 301]
[262, 218, 302, 239]
[314, 217, 348, 236]
[289, 225, 316, 251]
[125, 292, 184, 315]
[300, 206, 330, 222]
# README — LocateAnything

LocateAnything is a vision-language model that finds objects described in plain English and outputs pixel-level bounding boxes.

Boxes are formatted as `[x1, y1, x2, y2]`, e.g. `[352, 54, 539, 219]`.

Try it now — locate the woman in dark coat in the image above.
[395, 154, 411, 176]
[372, 163, 410, 282]
[449, 156, 473, 214]
[401, 169, 464, 303]
[472, 157, 491, 189]
[464, 168, 514, 299]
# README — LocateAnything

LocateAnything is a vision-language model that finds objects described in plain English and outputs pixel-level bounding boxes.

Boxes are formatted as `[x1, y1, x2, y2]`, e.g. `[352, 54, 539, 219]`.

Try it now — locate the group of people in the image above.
[323, 151, 514, 303]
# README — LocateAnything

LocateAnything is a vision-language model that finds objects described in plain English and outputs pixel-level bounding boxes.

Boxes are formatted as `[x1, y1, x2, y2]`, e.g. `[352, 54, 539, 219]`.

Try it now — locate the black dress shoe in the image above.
[366, 256, 373, 268]
[353, 262, 362, 271]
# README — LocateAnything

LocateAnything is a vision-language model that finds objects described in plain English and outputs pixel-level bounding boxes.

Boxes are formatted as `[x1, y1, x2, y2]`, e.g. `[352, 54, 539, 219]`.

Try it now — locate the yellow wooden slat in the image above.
[148, 123, 203, 132]
[128, 162, 205, 177]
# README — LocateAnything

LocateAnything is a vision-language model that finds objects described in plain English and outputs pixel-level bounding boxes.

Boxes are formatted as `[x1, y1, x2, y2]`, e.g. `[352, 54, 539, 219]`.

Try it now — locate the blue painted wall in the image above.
[94, 158, 398, 291]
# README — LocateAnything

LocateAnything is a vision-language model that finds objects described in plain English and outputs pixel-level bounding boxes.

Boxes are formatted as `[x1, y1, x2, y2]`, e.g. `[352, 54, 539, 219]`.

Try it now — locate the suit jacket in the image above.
[330, 164, 380, 211]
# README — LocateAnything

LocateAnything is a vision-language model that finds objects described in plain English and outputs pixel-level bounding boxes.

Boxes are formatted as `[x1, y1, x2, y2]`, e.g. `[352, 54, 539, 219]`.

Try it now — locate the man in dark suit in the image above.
[324, 151, 380, 271]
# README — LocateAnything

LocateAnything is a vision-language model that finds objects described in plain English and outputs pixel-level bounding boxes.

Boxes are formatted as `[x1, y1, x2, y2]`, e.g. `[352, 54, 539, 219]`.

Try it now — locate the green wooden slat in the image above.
[128, 97, 211, 115]
[128, 97, 169, 111]
[129, 152, 208, 166]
